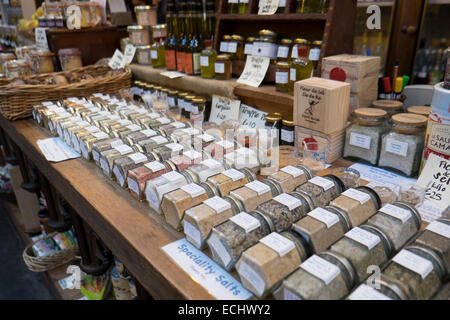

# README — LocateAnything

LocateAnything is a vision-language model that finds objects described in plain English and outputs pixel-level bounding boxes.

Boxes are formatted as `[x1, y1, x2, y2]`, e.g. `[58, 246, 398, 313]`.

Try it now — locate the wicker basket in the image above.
[23, 232, 79, 272]
[0, 65, 132, 120]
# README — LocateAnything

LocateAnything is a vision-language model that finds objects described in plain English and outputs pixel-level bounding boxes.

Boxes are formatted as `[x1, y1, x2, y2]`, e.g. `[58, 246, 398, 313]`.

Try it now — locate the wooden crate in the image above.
[214, 0, 357, 83]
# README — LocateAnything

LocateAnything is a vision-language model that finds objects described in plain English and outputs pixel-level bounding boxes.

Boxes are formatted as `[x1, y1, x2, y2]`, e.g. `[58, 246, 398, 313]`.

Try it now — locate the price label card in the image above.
[380, 204, 412, 223]
[281, 166, 305, 178]
[392, 250, 433, 279]
[222, 169, 245, 181]
[109, 49, 126, 69]
[426, 221, 450, 239]
[237, 55, 271, 88]
[245, 181, 271, 196]
[202, 159, 222, 169]
[128, 152, 147, 164]
[258, 0, 280, 15]
[273, 193, 302, 211]
[181, 183, 206, 198]
[145, 161, 166, 172]
[239, 104, 268, 129]
[204, 196, 231, 214]
[342, 188, 371, 204]
[160, 71, 185, 79]
[300, 255, 340, 285]
[123, 44, 136, 64]
[35, 28, 49, 51]
[345, 227, 381, 250]
[308, 208, 340, 229]
[230, 212, 261, 233]
[259, 232, 295, 257]
[209, 95, 241, 125]
[309, 176, 335, 191]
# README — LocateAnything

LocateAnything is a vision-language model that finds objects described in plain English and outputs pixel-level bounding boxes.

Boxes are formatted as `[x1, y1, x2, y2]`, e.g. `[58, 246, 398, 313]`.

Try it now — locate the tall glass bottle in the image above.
[204, 1, 216, 43]
[297, 0, 324, 13]
[289, 41, 314, 95]
[228, 0, 239, 13]
[165, 1, 178, 70]
[184, 2, 198, 75]
[200, 39, 216, 79]
[177, 1, 188, 73]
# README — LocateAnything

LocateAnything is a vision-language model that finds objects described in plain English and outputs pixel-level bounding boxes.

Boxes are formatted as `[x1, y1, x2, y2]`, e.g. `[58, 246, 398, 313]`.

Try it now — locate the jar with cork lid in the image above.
[372, 100, 404, 119]
[407, 106, 431, 118]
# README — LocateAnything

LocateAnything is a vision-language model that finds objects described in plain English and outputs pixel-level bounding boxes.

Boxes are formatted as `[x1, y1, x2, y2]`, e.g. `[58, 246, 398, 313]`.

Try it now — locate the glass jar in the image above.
[184, 196, 240, 249]
[207, 211, 272, 271]
[277, 39, 293, 62]
[295, 175, 345, 208]
[125, 129, 158, 146]
[5, 59, 32, 78]
[134, 5, 157, 26]
[281, 251, 356, 300]
[166, 150, 205, 172]
[183, 95, 196, 119]
[136, 45, 152, 65]
[90, 138, 124, 165]
[371, 185, 399, 206]
[255, 192, 313, 232]
[58, 48, 83, 71]
[238, 0, 249, 14]
[280, 120, 295, 146]
[330, 167, 361, 190]
[112, 152, 151, 188]
[433, 282, 450, 300]
[254, 30, 278, 61]
[162, 181, 217, 231]
[145, 116, 173, 130]
[244, 37, 255, 57]
[204, 139, 236, 160]
[185, 159, 228, 184]
[267, 165, 313, 194]
[215, 54, 232, 80]
[171, 127, 202, 145]
[293, 206, 351, 254]
[229, 35, 244, 60]
[193, 133, 220, 149]
[152, 142, 189, 162]
[309, 40, 322, 71]
[236, 231, 308, 298]
[207, 168, 256, 197]
[200, 39, 216, 79]
[151, 39, 166, 68]
[381, 246, 445, 300]
[407, 106, 431, 118]
[227, 0, 239, 14]
[127, 25, 150, 46]
[367, 202, 422, 252]
[177, 92, 189, 118]
[328, 186, 381, 228]
[79, 131, 111, 160]
[219, 35, 231, 54]
[289, 40, 314, 94]
[347, 283, 400, 300]
[0, 53, 16, 73]
[343, 108, 389, 165]
[229, 179, 283, 212]
[297, 0, 326, 13]
[276, 62, 290, 93]
[127, 160, 175, 201]
[99, 144, 135, 178]
[133, 135, 172, 154]
[378, 113, 427, 177]
[190, 97, 206, 124]
[145, 170, 198, 213]
[159, 121, 190, 137]
[372, 100, 404, 119]
[265, 113, 282, 132]
[224, 149, 261, 174]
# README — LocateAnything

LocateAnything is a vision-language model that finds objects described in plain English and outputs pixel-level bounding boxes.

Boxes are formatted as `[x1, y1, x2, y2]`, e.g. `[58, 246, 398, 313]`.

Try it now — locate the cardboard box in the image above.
[322, 54, 380, 113]
[294, 77, 350, 135]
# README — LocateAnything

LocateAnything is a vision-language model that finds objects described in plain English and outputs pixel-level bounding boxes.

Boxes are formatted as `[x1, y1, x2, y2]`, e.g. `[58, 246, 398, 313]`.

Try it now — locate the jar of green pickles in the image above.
[229, 35, 244, 60]
[200, 40, 216, 79]
[215, 54, 232, 80]
[276, 62, 290, 93]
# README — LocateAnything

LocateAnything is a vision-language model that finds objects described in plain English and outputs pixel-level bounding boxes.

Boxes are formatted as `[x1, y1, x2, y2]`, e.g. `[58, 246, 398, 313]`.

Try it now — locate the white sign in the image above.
[239, 104, 268, 129]
[417, 154, 450, 210]
[35, 28, 49, 51]
[37, 138, 80, 162]
[209, 95, 241, 125]
[108, 49, 126, 70]
[258, 0, 280, 15]
[123, 44, 136, 65]
[160, 71, 185, 79]
[237, 55, 271, 88]
[108, 0, 127, 13]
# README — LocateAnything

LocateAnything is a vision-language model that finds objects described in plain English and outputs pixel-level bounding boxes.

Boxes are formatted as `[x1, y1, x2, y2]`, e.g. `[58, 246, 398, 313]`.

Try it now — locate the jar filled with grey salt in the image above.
[280, 251, 356, 300]
[294, 175, 345, 208]
[206, 211, 272, 271]
[381, 245, 445, 300]
[366, 202, 422, 252]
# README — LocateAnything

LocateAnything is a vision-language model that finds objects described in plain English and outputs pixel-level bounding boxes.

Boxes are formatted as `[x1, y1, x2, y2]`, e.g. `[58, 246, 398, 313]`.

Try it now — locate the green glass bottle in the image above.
[238, 0, 249, 13]
[228, 0, 239, 13]
[289, 40, 313, 95]
[200, 39, 216, 79]
[297, 0, 323, 13]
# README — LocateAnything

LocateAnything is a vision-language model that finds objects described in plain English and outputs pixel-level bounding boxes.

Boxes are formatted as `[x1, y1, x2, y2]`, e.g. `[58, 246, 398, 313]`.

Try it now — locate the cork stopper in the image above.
[372, 100, 404, 111]
[407, 106, 431, 117]
[354, 107, 387, 119]
[391, 113, 427, 127]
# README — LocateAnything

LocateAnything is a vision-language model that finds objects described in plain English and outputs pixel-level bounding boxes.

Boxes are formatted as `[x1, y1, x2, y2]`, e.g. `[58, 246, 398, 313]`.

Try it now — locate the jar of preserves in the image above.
[190, 97, 206, 124]
[200, 40, 216, 79]
[268, 165, 313, 193]
[134, 5, 157, 26]
[183, 95, 196, 119]
[207, 168, 256, 197]
[215, 54, 232, 80]
[294, 175, 345, 208]
[343, 108, 389, 165]
[127, 25, 150, 46]
[229, 179, 283, 212]
[309, 40, 322, 70]
[219, 35, 231, 54]
[277, 39, 293, 62]
[229, 35, 244, 60]
[289, 40, 314, 94]
[136, 45, 152, 65]
[276, 62, 290, 93]
[281, 120, 295, 146]
[378, 113, 427, 177]
[244, 37, 255, 57]
[58, 48, 82, 71]
[290, 38, 310, 60]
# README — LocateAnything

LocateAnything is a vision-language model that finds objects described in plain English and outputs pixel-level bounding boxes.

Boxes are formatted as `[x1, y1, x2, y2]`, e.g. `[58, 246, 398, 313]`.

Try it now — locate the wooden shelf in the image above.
[219, 13, 328, 21]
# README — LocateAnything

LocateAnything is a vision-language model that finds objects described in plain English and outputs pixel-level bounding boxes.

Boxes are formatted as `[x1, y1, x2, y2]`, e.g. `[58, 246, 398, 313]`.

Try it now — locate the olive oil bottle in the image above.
[289, 40, 313, 94]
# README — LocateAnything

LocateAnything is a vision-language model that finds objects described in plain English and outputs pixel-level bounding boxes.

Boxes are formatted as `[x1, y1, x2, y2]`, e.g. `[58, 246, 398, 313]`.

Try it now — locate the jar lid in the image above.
[391, 113, 427, 127]
[261, 179, 283, 196]
[185, 95, 196, 101]
[354, 107, 387, 119]
[246, 37, 256, 43]
[162, 159, 177, 172]
[127, 25, 144, 31]
[276, 61, 290, 68]
[325, 206, 352, 232]
[405, 245, 446, 281]
[281, 231, 308, 261]
[294, 164, 314, 180]
[320, 251, 356, 291]
[216, 54, 231, 61]
[259, 29, 277, 38]
[178, 92, 189, 97]
[153, 86, 162, 90]
[58, 48, 82, 56]
[145, 83, 154, 89]
[356, 186, 382, 210]
[135, 5, 153, 11]
[265, 114, 282, 122]
[136, 45, 152, 49]
[290, 191, 314, 213]
[199, 181, 218, 197]
[391, 202, 422, 229]
[223, 35, 232, 40]
[192, 97, 206, 104]
[240, 167, 257, 181]
[360, 224, 394, 258]
[377, 275, 409, 300]
[312, 40, 323, 46]
[252, 210, 276, 233]
[181, 169, 199, 184]
[407, 106, 430, 117]
[152, 24, 166, 30]
[294, 38, 309, 45]
[168, 89, 178, 95]
[323, 174, 346, 193]
[231, 35, 244, 41]
[31, 50, 55, 57]
[280, 39, 293, 45]
[224, 195, 245, 214]
[372, 100, 404, 110]
[282, 119, 294, 126]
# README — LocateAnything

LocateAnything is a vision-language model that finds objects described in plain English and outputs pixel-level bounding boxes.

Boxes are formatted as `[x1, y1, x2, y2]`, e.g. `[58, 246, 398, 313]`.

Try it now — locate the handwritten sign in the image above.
[239, 104, 268, 129]
[209, 95, 241, 125]
[258, 0, 280, 15]
[35, 28, 49, 51]
[123, 44, 136, 64]
[237, 55, 270, 88]
[108, 49, 126, 69]
[417, 154, 450, 210]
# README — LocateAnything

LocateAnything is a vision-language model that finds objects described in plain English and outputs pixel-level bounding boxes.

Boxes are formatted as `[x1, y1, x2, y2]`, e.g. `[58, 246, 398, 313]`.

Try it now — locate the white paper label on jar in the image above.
[162, 171, 185, 184]
[144, 161, 166, 172]
[217, 140, 234, 149]
[348, 284, 391, 300]
[284, 288, 302, 300]
[215, 62, 225, 74]
[280, 165, 305, 178]
[184, 220, 202, 248]
[309, 48, 321, 61]
[228, 42, 238, 53]
[281, 129, 294, 143]
[100, 158, 110, 174]
[141, 129, 157, 137]
[230, 212, 261, 233]
[129, 152, 147, 164]
[275, 71, 289, 84]
[108, 115, 120, 120]
[244, 44, 253, 55]
[127, 177, 140, 195]
[290, 68, 296, 81]
[200, 56, 209, 67]
[259, 232, 295, 257]
[181, 183, 206, 198]
[151, 136, 169, 144]
[207, 233, 232, 267]
[274, 193, 302, 211]
[300, 255, 341, 285]
[246, 180, 271, 196]
[118, 119, 132, 126]
[219, 42, 228, 53]
[183, 127, 201, 135]
[237, 260, 265, 297]
[349, 132, 372, 150]
[345, 227, 381, 250]
[75, 120, 90, 127]
[92, 150, 100, 162]
[392, 250, 434, 279]
[113, 166, 125, 187]
[150, 50, 158, 59]
[385, 138, 409, 157]
[426, 221, 450, 239]
[309, 176, 334, 191]
[166, 143, 184, 152]
[114, 144, 133, 155]
[203, 196, 231, 214]
[253, 42, 278, 59]
[202, 158, 222, 169]
[379, 204, 412, 223]
[308, 208, 340, 229]
[223, 168, 245, 181]
[184, 150, 202, 160]
[109, 140, 123, 148]
[148, 112, 160, 119]
[85, 126, 100, 133]
[277, 46, 290, 59]
[126, 124, 141, 132]
[171, 122, 185, 129]
[199, 134, 215, 142]
[342, 188, 371, 204]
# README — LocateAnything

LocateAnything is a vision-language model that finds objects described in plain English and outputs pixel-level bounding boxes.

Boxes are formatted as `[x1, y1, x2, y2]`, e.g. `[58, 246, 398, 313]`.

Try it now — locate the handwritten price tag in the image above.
[258, 0, 280, 15]
[208, 95, 241, 125]
[237, 55, 270, 88]
[108, 49, 126, 70]
[239, 104, 268, 129]
[417, 154, 450, 210]
[123, 44, 136, 64]
[35, 28, 49, 51]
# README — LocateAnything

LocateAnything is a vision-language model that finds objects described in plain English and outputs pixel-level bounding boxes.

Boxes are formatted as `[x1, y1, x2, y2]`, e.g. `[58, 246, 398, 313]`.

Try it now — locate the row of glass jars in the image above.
[41, 1, 104, 28]
[227, 0, 330, 14]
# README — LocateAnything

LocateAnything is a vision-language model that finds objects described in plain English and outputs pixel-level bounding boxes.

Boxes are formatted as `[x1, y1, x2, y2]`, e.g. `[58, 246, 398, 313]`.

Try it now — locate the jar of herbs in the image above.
[276, 62, 290, 93]
[134, 5, 157, 26]
[200, 40, 216, 79]
[268, 165, 313, 193]
[113, 152, 150, 188]
[244, 37, 255, 57]
[184, 159, 228, 183]
[293, 206, 351, 254]
[166, 150, 205, 172]
[152, 142, 188, 162]
[133, 135, 172, 154]
[127, 160, 175, 201]
[236, 231, 308, 298]
[184, 196, 240, 249]
[145, 170, 198, 213]
[378, 113, 427, 177]
[91, 138, 124, 164]
[343, 108, 389, 165]
[277, 39, 293, 62]
[229, 179, 283, 212]
[295, 175, 345, 208]
[229, 35, 244, 60]
[162, 182, 217, 231]
[215, 54, 232, 80]
[99, 144, 135, 178]
[367, 202, 422, 252]
[207, 168, 256, 197]
[127, 25, 150, 46]
[281, 251, 356, 300]
[136, 45, 152, 65]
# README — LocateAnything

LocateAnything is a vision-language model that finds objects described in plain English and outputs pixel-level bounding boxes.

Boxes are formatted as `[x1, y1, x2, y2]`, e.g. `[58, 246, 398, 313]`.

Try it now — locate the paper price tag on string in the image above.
[35, 28, 49, 51]
[123, 44, 136, 65]
[237, 55, 270, 88]
[209, 95, 241, 125]
[108, 49, 126, 70]
[258, 0, 280, 15]
[239, 104, 268, 129]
